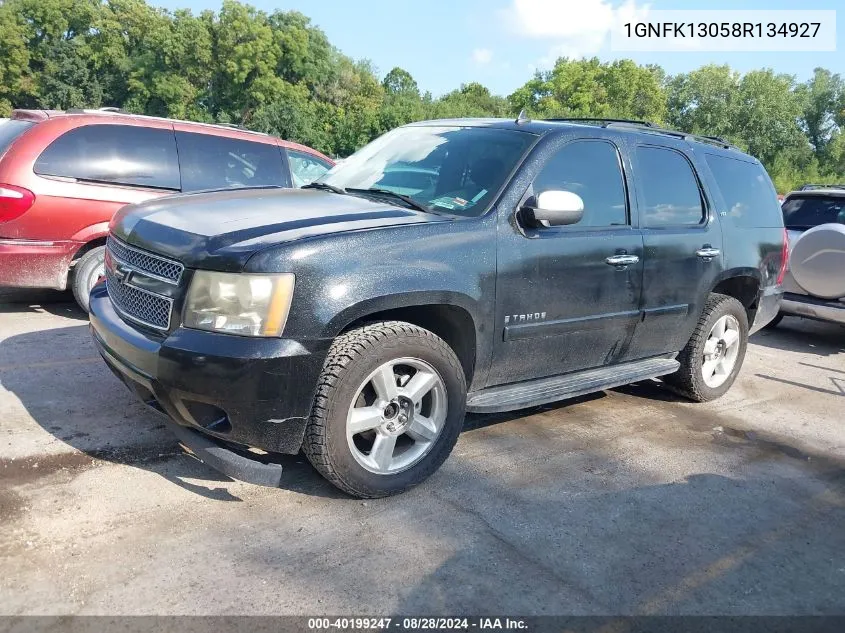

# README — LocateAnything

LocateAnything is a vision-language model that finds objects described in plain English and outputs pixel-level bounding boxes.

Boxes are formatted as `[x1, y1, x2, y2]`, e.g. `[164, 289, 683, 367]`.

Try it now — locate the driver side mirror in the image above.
[522, 190, 584, 227]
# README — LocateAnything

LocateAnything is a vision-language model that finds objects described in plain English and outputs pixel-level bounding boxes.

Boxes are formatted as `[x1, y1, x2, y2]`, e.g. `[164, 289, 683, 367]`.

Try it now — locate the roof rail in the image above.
[46, 108, 271, 138]
[546, 117, 656, 127]
[546, 117, 739, 150]
[798, 183, 845, 191]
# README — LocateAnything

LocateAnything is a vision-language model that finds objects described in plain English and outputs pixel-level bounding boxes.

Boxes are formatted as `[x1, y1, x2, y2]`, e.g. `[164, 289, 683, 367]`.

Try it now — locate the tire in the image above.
[71, 246, 105, 313]
[303, 321, 467, 498]
[663, 293, 749, 402]
[763, 312, 784, 329]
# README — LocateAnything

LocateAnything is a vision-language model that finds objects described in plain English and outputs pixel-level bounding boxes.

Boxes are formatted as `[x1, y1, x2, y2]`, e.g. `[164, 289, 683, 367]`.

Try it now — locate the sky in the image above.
[154, 0, 843, 97]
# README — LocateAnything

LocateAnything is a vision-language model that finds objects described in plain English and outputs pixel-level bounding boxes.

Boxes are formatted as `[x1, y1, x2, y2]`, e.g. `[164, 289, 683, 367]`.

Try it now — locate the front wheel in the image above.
[664, 293, 749, 402]
[303, 321, 467, 498]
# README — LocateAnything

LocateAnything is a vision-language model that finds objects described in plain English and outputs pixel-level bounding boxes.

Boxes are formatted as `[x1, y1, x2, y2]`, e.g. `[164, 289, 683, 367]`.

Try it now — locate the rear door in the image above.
[630, 143, 724, 357]
[490, 133, 644, 386]
[175, 132, 291, 191]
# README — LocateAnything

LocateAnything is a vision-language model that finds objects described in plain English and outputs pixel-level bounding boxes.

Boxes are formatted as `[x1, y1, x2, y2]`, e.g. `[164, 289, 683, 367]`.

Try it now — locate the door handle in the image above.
[605, 254, 640, 267]
[696, 246, 720, 259]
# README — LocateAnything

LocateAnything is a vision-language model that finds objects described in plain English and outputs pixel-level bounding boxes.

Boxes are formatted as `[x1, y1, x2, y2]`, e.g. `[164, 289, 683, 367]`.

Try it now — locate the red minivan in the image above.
[0, 109, 333, 310]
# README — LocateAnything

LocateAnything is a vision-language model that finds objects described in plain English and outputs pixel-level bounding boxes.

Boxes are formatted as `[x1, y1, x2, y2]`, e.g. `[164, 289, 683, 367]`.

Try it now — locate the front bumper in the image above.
[780, 292, 845, 325]
[0, 238, 79, 289]
[89, 282, 331, 455]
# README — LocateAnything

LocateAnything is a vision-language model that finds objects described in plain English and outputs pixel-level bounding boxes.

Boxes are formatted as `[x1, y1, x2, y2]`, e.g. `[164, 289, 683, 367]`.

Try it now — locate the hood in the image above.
[111, 187, 448, 271]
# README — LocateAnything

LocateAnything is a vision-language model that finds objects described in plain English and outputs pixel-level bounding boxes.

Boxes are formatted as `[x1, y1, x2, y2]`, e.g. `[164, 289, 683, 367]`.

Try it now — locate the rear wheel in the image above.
[664, 293, 748, 402]
[303, 321, 467, 498]
[71, 246, 105, 313]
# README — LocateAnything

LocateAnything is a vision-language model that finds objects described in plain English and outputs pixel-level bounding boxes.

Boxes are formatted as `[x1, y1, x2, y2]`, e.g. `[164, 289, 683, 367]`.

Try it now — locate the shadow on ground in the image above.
[0, 308, 347, 499]
[752, 315, 845, 356]
[0, 287, 87, 320]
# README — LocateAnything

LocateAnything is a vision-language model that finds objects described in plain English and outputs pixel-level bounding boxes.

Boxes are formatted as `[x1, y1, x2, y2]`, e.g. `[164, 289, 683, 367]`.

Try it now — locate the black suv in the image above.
[89, 118, 786, 498]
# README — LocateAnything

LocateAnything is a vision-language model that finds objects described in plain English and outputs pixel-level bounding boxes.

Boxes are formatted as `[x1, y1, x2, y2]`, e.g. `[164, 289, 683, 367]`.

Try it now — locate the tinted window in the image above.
[34, 125, 179, 190]
[0, 120, 34, 158]
[533, 140, 628, 227]
[706, 154, 781, 228]
[287, 149, 332, 187]
[782, 195, 845, 230]
[176, 132, 288, 192]
[636, 146, 704, 227]
[321, 126, 536, 217]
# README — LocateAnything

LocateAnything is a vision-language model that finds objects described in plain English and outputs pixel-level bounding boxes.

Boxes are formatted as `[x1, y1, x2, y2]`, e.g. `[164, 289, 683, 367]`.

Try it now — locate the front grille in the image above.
[105, 236, 179, 330]
[106, 273, 173, 330]
[106, 236, 183, 284]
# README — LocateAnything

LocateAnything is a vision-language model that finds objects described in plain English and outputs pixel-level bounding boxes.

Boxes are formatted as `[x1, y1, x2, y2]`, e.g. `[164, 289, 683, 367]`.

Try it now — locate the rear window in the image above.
[705, 154, 782, 228]
[34, 124, 180, 190]
[782, 195, 845, 230]
[176, 132, 289, 192]
[0, 120, 35, 158]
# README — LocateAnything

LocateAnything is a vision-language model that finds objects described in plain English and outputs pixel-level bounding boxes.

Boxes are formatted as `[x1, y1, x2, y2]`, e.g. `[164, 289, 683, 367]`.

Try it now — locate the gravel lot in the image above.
[1, 289, 844, 615]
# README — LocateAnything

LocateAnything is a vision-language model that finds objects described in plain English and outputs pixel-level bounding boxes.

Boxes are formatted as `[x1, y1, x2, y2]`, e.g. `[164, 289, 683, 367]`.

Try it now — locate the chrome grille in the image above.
[106, 273, 173, 330]
[106, 236, 183, 284]
[105, 236, 179, 330]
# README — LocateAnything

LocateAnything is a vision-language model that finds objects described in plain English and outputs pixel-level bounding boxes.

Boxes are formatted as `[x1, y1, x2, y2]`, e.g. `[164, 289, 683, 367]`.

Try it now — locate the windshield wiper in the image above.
[345, 188, 430, 213]
[303, 182, 346, 195]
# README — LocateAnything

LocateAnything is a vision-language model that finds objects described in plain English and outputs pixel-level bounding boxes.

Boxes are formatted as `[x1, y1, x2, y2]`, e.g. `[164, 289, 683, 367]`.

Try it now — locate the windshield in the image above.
[318, 125, 537, 217]
[782, 195, 845, 230]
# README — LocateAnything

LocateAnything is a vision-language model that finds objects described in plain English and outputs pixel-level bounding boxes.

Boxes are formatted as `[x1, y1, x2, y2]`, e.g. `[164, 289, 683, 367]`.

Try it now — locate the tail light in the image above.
[776, 227, 789, 285]
[0, 184, 35, 223]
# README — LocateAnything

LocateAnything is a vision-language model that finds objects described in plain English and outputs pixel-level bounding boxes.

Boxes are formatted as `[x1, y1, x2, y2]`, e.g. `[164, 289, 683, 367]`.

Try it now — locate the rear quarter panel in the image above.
[693, 149, 785, 328]
[0, 117, 172, 242]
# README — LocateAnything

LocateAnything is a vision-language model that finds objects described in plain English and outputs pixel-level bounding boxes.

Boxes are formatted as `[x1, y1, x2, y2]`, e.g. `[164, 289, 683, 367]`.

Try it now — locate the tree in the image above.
[666, 64, 739, 140]
[508, 57, 665, 122]
[798, 68, 842, 158]
[382, 67, 419, 99]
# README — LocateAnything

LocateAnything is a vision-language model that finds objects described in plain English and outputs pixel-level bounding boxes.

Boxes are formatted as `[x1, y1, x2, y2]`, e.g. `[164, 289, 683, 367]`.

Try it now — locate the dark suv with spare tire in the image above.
[89, 117, 786, 498]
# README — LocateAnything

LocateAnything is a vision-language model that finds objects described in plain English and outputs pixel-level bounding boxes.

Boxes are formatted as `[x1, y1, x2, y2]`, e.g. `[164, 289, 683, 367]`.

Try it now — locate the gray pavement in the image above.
[1, 288, 843, 615]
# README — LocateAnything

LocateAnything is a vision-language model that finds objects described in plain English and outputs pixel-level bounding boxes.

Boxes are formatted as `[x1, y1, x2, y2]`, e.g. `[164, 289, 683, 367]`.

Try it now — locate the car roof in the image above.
[9, 108, 332, 162]
[405, 117, 750, 158]
[785, 188, 845, 198]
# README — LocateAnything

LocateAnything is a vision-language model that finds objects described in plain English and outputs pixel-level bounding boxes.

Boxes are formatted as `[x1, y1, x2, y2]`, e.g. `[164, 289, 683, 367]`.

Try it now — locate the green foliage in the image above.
[509, 57, 666, 123]
[0, 0, 843, 189]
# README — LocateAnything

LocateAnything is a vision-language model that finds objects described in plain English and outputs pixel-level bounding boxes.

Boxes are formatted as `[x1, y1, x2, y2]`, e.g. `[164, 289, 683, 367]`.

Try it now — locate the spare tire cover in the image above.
[789, 223, 845, 299]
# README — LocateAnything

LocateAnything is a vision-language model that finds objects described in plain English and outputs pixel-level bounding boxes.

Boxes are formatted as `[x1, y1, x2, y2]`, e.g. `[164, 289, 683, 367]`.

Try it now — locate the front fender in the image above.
[244, 216, 498, 382]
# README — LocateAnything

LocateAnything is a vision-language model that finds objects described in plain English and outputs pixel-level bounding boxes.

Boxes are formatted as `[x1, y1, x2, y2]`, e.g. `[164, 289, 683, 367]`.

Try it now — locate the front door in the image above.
[629, 143, 724, 357]
[488, 136, 644, 387]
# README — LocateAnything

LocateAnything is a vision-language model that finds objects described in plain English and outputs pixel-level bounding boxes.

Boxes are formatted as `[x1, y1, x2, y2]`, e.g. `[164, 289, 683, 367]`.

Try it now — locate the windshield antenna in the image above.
[516, 109, 530, 125]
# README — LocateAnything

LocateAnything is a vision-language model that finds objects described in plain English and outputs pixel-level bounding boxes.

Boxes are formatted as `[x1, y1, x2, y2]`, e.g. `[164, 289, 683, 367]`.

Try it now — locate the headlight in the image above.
[184, 271, 295, 337]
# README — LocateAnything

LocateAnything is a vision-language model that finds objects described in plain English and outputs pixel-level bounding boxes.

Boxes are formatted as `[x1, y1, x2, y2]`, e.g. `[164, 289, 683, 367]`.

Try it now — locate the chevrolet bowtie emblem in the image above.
[113, 264, 132, 284]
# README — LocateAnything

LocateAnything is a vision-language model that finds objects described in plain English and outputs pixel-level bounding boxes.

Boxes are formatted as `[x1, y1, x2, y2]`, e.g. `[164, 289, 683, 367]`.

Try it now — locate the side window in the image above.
[176, 132, 288, 192]
[532, 140, 628, 227]
[636, 146, 705, 227]
[705, 154, 782, 228]
[34, 125, 180, 190]
[287, 149, 332, 188]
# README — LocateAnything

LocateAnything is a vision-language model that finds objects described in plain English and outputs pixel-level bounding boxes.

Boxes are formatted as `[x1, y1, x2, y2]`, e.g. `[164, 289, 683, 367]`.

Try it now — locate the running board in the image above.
[466, 357, 680, 414]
